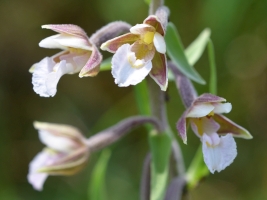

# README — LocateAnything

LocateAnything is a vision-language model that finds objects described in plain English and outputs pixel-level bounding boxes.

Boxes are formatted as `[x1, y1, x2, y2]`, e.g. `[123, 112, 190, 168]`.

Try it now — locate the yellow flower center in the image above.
[143, 31, 155, 44]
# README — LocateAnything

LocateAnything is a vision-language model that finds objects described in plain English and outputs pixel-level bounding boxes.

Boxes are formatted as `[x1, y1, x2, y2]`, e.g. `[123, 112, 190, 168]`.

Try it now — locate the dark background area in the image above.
[0, 0, 267, 199]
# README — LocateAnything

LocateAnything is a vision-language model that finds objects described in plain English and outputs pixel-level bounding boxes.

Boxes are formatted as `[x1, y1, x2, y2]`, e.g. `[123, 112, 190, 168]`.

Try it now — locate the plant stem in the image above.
[149, 0, 164, 14]
[86, 116, 160, 152]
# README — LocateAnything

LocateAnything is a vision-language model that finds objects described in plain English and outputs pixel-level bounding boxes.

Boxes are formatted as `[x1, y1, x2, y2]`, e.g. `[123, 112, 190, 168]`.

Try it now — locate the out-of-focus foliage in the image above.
[1, 0, 267, 199]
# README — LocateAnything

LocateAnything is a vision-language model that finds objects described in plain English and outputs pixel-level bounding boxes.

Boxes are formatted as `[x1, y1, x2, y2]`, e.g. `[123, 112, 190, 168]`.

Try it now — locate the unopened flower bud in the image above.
[27, 121, 89, 191]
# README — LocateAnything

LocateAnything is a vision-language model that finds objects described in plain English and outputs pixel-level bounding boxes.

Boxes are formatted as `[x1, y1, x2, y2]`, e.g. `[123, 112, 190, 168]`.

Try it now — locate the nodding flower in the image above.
[30, 24, 102, 97]
[101, 15, 168, 91]
[27, 121, 89, 191]
[177, 93, 252, 173]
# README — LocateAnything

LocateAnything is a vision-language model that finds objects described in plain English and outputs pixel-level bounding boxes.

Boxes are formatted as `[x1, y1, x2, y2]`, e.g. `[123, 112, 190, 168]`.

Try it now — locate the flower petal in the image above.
[42, 24, 88, 39]
[191, 117, 220, 137]
[143, 15, 165, 36]
[79, 45, 102, 77]
[213, 114, 253, 139]
[130, 41, 155, 62]
[111, 44, 152, 87]
[176, 112, 188, 144]
[130, 24, 155, 35]
[39, 34, 67, 50]
[27, 150, 49, 191]
[32, 58, 71, 97]
[52, 34, 92, 51]
[60, 52, 90, 74]
[212, 102, 232, 114]
[202, 133, 237, 173]
[194, 93, 226, 104]
[33, 121, 85, 143]
[186, 103, 214, 118]
[38, 129, 78, 152]
[153, 32, 166, 54]
[150, 51, 168, 91]
[100, 33, 139, 53]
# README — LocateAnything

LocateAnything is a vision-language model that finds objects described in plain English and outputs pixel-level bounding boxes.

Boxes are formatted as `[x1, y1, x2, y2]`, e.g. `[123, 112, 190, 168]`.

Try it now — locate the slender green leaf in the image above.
[149, 131, 172, 200]
[185, 28, 211, 66]
[207, 39, 217, 95]
[165, 22, 206, 84]
[100, 57, 112, 71]
[185, 146, 209, 190]
[88, 149, 111, 200]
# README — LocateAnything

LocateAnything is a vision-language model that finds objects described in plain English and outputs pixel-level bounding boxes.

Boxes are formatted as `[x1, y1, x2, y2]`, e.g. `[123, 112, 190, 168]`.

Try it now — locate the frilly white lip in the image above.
[32, 51, 91, 97]
[202, 133, 237, 173]
[32, 58, 68, 97]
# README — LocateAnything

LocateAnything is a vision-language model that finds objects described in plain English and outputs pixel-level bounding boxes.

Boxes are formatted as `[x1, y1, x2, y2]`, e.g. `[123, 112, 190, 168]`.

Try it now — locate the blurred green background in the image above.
[0, 0, 267, 199]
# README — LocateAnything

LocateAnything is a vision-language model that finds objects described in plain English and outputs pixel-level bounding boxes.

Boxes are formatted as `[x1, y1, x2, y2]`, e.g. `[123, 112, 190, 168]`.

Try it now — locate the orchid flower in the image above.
[28, 122, 89, 191]
[100, 15, 168, 91]
[177, 93, 252, 173]
[30, 24, 102, 97]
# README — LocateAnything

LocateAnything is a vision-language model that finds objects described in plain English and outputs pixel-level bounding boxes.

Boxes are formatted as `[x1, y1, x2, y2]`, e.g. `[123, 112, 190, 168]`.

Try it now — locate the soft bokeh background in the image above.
[0, 0, 267, 199]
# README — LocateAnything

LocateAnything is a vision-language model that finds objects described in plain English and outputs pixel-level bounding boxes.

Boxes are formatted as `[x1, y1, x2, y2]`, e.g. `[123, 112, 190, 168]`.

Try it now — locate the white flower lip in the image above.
[202, 133, 237, 173]
[111, 44, 152, 87]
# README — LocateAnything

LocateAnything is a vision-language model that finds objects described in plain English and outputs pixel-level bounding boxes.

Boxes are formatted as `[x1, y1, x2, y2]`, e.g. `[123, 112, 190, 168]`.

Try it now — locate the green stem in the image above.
[208, 39, 217, 95]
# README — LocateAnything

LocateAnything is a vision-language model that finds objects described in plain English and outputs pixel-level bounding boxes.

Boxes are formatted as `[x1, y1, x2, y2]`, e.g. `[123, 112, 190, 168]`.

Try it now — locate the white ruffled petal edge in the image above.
[32, 57, 66, 97]
[202, 133, 237, 173]
[111, 44, 152, 87]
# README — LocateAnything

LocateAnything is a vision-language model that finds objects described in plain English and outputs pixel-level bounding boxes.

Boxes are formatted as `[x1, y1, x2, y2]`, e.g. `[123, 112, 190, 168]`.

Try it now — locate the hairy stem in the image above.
[149, 0, 164, 15]
[140, 153, 151, 200]
[86, 116, 160, 152]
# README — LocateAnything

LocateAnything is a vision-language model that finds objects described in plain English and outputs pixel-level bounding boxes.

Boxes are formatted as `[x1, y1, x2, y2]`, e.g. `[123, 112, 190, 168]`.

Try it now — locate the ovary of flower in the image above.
[100, 15, 168, 91]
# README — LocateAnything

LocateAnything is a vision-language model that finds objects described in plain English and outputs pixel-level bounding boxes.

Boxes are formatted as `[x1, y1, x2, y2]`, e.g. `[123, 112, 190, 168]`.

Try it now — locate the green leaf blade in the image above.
[100, 57, 112, 71]
[185, 28, 211, 66]
[165, 22, 206, 85]
[88, 149, 111, 200]
[149, 131, 172, 200]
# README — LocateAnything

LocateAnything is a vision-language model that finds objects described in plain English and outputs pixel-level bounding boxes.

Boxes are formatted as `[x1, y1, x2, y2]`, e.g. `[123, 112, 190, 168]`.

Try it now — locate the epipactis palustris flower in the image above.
[100, 15, 168, 91]
[177, 93, 252, 173]
[28, 122, 89, 191]
[30, 24, 102, 97]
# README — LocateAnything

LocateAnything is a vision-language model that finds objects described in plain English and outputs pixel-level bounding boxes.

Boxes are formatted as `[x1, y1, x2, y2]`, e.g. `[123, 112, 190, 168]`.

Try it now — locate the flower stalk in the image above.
[86, 116, 160, 152]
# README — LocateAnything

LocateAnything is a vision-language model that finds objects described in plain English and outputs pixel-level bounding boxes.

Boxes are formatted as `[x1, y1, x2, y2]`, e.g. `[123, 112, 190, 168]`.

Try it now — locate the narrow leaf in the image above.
[185, 28, 211, 66]
[185, 146, 209, 190]
[149, 131, 172, 200]
[88, 149, 111, 200]
[100, 57, 112, 71]
[165, 22, 206, 84]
